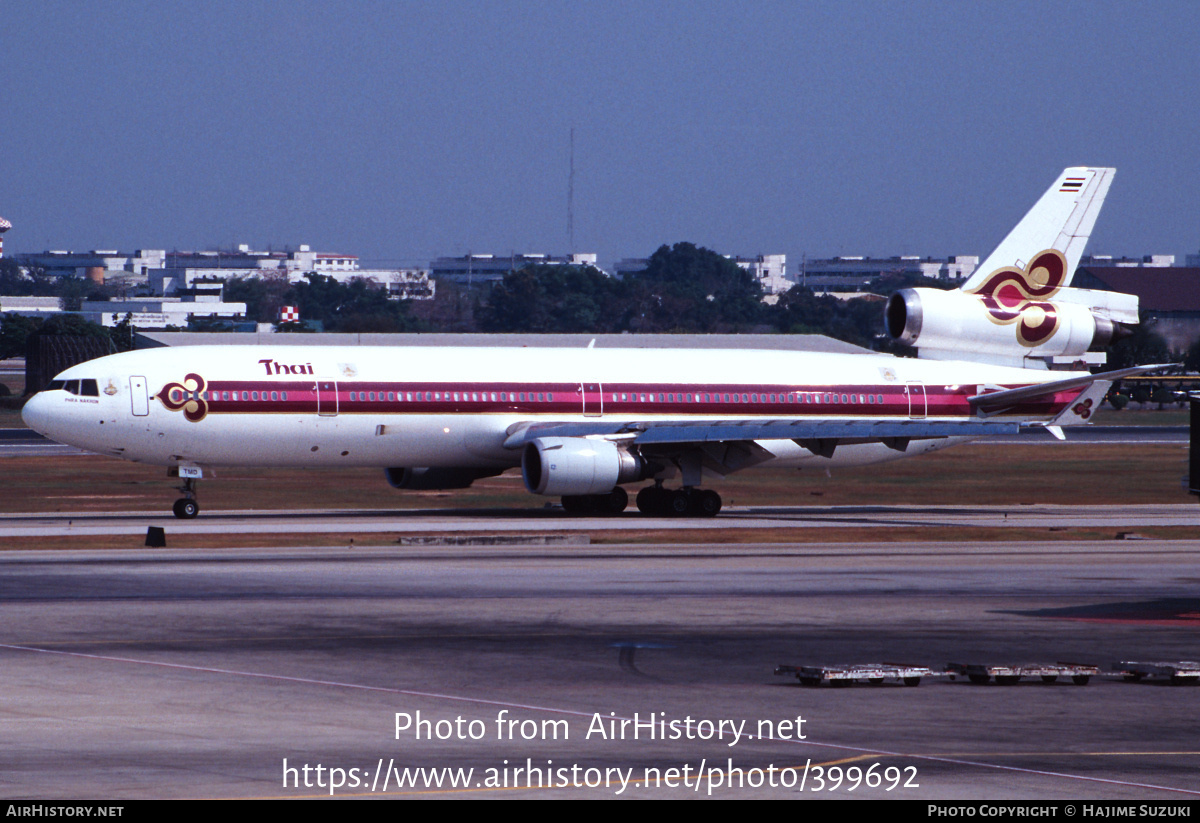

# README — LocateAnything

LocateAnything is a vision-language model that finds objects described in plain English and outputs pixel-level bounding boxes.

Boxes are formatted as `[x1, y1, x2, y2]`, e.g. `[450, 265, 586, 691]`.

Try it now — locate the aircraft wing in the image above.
[502, 418, 1023, 450]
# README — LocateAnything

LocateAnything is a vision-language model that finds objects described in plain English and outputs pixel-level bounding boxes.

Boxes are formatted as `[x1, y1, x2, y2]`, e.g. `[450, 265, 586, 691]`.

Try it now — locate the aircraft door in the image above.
[317, 380, 338, 416]
[130, 376, 149, 416]
[906, 381, 927, 419]
[581, 383, 603, 417]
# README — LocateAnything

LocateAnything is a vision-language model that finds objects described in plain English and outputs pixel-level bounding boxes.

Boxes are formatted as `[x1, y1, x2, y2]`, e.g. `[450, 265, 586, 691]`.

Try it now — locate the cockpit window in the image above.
[49, 378, 99, 395]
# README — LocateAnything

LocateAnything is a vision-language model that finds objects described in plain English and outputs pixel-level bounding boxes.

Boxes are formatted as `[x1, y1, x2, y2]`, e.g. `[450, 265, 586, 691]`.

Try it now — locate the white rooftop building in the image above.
[79, 297, 247, 329]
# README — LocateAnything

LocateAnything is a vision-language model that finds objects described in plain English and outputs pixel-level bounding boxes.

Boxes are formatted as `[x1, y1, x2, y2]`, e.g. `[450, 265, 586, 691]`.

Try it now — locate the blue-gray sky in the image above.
[2, 0, 1197, 269]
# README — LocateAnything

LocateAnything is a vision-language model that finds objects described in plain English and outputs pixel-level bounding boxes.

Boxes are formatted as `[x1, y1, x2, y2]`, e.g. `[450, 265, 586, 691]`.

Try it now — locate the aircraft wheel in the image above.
[636, 486, 667, 515]
[603, 487, 628, 515]
[698, 489, 722, 517]
[562, 495, 596, 515]
[173, 498, 199, 519]
[669, 489, 692, 517]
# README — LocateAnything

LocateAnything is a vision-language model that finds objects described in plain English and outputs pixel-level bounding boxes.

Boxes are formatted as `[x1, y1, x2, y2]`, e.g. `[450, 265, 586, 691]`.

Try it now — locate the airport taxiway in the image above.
[1, 539, 1199, 799]
[2, 502, 1199, 538]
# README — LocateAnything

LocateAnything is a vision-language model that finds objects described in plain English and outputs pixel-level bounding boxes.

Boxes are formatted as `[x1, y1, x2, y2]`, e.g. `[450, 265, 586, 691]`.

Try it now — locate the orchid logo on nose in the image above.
[156, 373, 209, 422]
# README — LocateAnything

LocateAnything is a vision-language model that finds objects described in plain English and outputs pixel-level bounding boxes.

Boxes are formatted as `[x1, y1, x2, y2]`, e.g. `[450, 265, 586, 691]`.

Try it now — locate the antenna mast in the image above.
[567, 127, 575, 252]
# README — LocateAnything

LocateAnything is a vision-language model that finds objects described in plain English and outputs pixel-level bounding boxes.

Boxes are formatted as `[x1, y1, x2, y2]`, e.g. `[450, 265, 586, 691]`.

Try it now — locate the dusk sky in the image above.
[2, 1, 1198, 269]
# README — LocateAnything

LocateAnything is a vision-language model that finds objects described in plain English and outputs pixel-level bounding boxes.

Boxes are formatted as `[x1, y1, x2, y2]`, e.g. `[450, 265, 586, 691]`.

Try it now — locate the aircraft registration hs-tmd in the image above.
[22, 167, 1160, 519]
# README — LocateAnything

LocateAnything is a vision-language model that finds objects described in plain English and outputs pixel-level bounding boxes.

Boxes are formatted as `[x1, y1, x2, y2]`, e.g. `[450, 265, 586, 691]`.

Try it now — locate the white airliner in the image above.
[21, 167, 1154, 519]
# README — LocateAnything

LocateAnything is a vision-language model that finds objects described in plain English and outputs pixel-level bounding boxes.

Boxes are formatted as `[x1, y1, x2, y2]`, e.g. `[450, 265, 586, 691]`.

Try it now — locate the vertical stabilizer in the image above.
[961, 167, 1115, 292]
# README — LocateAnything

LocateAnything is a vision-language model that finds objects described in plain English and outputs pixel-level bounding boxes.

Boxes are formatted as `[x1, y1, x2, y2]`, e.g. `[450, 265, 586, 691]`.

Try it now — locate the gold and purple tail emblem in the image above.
[156, 373, 209, 422]
[965, 249, 1067, 347]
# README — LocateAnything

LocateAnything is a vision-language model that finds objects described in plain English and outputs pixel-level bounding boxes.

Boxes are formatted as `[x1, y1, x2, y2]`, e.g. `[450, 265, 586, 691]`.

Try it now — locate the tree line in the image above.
[3, 244, 1187, 371]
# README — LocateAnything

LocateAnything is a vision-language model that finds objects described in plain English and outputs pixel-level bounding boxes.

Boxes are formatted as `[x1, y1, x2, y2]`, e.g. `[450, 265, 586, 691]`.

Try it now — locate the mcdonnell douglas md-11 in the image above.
[22, 167, 1158, 518]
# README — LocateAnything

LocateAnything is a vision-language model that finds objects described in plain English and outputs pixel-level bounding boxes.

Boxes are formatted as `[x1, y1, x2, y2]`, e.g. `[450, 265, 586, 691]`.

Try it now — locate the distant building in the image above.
[1075, 265, 1200, 351]
[430, 253, 599, 286]
[0, 296, 61, 316]
[14, 249, 167, 285]
[145, 244, 433, 300]
[79, 296, 247, 329]
[1080, 254, 1175, 268]
[14, 243, 434, 300]
[798, 255, 979, 293]
[612, 253, 792, 296]
[734, 254, 790, 294]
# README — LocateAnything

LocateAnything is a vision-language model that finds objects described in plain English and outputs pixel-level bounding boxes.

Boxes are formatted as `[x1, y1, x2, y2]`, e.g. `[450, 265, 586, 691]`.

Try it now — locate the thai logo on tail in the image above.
[156, 373, 209, 422]
[965, 249, 1067, 347]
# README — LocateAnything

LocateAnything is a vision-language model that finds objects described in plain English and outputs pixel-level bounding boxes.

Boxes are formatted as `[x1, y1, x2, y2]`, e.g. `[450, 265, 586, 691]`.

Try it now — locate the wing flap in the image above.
[503, 418, 1023, 449]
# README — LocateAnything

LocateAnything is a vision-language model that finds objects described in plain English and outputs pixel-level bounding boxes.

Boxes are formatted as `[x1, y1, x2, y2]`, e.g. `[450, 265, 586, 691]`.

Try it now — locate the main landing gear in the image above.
[635, 483, 721, 518]
[173, 476, 200, 519]
[559, 484, 722, 517]
[561, 486, 628, 515]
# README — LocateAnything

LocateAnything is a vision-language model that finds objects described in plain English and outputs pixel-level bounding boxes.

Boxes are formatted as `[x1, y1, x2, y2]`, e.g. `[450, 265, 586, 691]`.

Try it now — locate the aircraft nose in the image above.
[20, 391, 52, 435]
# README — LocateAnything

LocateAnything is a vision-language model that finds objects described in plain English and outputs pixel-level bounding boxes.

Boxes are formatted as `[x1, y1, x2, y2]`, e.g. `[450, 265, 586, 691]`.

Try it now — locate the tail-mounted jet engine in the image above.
[884, 287, 1118, 361]
[885, 248, 1136, 365]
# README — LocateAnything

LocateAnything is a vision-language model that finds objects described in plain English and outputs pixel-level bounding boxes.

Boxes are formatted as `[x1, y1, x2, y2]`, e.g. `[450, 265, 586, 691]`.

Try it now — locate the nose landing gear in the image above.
[172, 475, 200, 519]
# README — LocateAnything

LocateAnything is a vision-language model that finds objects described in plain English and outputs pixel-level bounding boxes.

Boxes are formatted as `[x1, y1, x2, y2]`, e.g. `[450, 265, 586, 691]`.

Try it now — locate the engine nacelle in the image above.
[885, 287, 1115, 361]
[385, 466, 503, 490]
[522, 437, 646, 496]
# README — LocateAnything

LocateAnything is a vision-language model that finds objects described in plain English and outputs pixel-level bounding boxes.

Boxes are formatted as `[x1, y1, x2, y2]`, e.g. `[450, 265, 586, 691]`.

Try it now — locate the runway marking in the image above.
[4, 642, 1199, 797]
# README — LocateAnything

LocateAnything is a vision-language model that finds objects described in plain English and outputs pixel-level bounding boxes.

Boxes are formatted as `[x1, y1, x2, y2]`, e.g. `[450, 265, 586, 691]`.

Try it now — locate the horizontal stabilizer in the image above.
[968, 364, 1173, 412]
